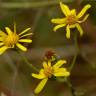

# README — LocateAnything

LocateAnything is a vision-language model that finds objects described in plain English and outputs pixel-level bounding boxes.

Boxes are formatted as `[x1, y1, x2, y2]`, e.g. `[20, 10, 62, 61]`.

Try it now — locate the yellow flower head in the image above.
[0, 23, 32, 55]
[32, 60, 70, 94]
[51, 2, 91, 39]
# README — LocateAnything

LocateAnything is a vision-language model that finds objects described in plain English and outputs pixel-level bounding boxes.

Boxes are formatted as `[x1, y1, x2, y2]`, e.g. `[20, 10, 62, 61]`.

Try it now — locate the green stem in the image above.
[69, 32, 79, 72]
[17, 51, 39, 72]
[0, 0, 72, 9]
[68, 33, 80, 96]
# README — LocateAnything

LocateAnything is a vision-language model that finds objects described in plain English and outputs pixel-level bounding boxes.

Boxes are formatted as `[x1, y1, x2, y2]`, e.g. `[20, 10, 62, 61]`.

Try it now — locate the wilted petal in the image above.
[78, 14, 89, 23]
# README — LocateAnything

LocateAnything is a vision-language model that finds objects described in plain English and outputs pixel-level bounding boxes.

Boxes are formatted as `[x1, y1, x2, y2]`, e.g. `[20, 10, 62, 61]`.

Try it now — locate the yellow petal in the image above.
[5, 27, 13, 35]
[53, 60, 67, 69]
[69, 24, 76, 28]
[34, 78, 48, 94]
[0, 38, 3, 41]
[16, 43, 27, 51]
[77, 14, 89, 23]
[0, 46, 8, 55]
[53, 24, 66, 32]
[43, 62, 48, 68]
[54, 68, 70, 77]
[32, 73, 45, 79]
[20, 33, 33, 38]
[19, 39, 32, 43]
[60, 2, 70, 16]
[0, 30, 7, 36]
[76, 23, 83, 36]
[54, 68, 66, 72]
[54, 70, 70, 77]
[14, 21, 16, 33]
[48, 61, 51, 67]
[19, 28, 31, 36]
[77, 4, 91, 19]
[51, 18, 66, 24]
[66, 25, 70, 39]
[0, 43, 4, 46]
[70, 9, 76, 15]
[40, 69, 45, 75]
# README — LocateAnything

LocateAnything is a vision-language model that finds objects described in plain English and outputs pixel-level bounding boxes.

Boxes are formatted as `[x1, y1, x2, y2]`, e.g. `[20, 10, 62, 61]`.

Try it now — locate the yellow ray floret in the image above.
[51, 2, 91, 39]
[0, 23, 32, 55]
[32, 59, 70, 94]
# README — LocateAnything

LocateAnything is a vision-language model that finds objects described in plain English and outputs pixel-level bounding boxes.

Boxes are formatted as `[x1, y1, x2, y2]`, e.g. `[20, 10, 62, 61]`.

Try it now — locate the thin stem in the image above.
[17, 51, 39, 72]
[67, 79, 76, 96]
[69, 32, 79, 72]
[3, 53, 17, 96]
[68, 32, 80, 96]
[0, 0, 72, 9]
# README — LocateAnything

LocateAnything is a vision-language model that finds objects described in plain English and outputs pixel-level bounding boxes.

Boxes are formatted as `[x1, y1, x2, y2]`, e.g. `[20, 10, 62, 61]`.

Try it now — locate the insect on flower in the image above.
[0, 23, 32, 55]
[51, 2, 91, 39]
[32, 60, 70, 94]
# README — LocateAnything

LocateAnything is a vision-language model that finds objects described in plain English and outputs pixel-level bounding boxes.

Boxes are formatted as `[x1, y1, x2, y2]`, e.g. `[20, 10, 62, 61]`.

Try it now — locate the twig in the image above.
[17, 51, 39, 72]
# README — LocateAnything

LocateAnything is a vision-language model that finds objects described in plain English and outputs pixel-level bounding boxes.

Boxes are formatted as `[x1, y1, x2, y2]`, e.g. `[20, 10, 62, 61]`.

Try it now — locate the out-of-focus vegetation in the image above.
[0, 0, 96, 96]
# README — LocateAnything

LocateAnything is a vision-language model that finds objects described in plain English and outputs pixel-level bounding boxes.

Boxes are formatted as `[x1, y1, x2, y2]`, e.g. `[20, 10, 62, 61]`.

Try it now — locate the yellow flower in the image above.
[0, 23, 32, 55]
[32, 60, 70, 94]
[51, 2, 91, 39]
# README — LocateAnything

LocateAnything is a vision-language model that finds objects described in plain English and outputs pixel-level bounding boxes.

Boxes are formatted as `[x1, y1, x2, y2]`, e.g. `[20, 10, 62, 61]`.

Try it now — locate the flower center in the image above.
[66, 15, 77, 25]
[4, 33, 19, 47]
[44, 66, 53, 78]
